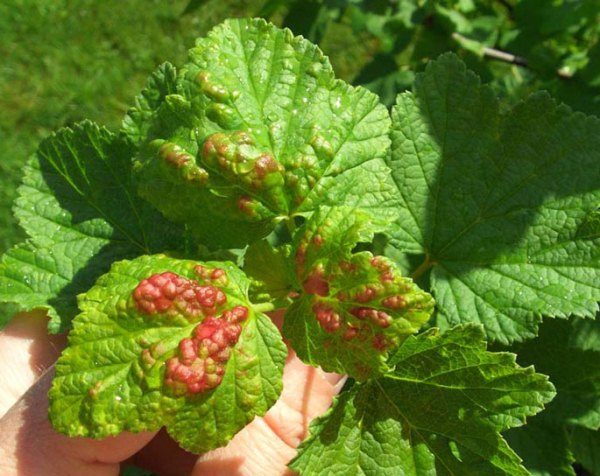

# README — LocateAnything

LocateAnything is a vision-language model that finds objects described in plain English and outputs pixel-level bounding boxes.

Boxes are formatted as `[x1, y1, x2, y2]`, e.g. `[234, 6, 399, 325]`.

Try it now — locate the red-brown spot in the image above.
[372, 333, 388, 351]
[133, 272, 227, 318]
[295, 243, 307, 269]
[342, 324, 360, 341]
[312, 302, 341, 333]
[194, 265, 208, 279]
[303, 265, 330, 296]
[160, 143, 191, 168]
[312, 234, 324, 247]
[210, 268, 228, 285]
[354, 286, 378, 303]
[254, 154, 279, 178]
[339, 261, 357, 273]
[350, 307, 391, 328]
[164, 306, 249, 395]
[382, 295, 405, 309]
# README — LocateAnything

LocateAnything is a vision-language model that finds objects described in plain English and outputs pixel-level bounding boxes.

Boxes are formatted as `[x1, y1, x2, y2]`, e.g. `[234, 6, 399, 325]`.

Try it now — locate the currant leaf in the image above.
[505, 414, 576, 476]
[503, 317, 600, 475]
[243, 239, 295, 305]
[512, 318, 600, 431]
[283, 207, 434, 380]
[389, 53, 600, 343]
[0, 121, 182, 332]
[49, 254, 286, 453]
[128, 18, 398, 248]
[290, 325, 555, 475]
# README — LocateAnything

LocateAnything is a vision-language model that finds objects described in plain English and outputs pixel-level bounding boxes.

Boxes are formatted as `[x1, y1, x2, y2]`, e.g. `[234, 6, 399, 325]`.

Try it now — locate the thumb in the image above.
[193, 350, 346, 476]
[0, 368, 156, 476]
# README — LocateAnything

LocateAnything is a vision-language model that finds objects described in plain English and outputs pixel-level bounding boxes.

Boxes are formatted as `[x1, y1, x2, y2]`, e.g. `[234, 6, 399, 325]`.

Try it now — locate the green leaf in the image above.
[122, 62, 179, 145]
[513, 318, 600, 431]
[505, 414, 575, 476]
[389, 53, 600, 343]
[290, 325, 555, 475]
[49, 254, 287, 454]
[0, 121, 181, 332]
[506, 317, 600, 474]
[569, 315, 600, 352]
[243, 239, 295, 304]
[130, 18, 398, 248]
[570, 426, 600, 475]
[284, 207, 435, 380]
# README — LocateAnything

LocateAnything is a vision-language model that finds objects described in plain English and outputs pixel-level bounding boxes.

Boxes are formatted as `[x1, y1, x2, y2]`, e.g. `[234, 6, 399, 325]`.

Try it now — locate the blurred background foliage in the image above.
[1, 0, 599, 254]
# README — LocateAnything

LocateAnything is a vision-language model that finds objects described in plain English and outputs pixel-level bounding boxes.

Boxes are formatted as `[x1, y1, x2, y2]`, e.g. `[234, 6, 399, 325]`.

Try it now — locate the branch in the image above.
[451, 33, 573, 79]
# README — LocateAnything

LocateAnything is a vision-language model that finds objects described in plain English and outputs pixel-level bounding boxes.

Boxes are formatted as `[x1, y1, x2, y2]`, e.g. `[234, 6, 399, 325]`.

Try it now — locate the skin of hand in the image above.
[0, 311, 345, 476]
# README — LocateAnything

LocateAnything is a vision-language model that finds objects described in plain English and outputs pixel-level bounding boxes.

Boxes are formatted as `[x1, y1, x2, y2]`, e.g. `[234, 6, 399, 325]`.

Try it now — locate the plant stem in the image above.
[451, 32, 573, 79]
[253, 301, 276, 314]
[411, 255, 433, 281]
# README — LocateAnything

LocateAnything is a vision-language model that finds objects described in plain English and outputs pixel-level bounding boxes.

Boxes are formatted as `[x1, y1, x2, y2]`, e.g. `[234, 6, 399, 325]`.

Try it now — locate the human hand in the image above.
[0, 311, 344, 475]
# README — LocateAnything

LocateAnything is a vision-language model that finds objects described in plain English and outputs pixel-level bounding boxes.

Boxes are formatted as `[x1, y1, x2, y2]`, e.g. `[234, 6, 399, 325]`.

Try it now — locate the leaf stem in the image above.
[253, 301, 276, 314]
[411, 255, 434, 281]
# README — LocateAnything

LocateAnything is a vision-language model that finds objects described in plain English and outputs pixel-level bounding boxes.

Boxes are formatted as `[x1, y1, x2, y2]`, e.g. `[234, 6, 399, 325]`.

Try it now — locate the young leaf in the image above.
[130, 18, 399, 248]
[389, 53, 600, 343]
[49, 254, 286, 453]
[0, 121, 181, 332]
[283, 207, 434, 380]
[290, 325, 555, 475]
[512, 318, 600, 431]
[243, 239, 295, 305]
[122, 62, 179, 145]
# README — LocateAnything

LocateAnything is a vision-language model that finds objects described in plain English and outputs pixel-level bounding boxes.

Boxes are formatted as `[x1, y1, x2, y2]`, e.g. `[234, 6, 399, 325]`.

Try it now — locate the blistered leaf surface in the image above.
[130, 18, 398, 248]
[284, 207, 435, 379]
[49, 254, 286, 453]
[290, 325, 555, 475]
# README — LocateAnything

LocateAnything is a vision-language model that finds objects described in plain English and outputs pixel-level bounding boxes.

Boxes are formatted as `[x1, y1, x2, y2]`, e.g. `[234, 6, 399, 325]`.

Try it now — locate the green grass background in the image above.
[0, 0, 376, 254]
[0, 0, 259, 252]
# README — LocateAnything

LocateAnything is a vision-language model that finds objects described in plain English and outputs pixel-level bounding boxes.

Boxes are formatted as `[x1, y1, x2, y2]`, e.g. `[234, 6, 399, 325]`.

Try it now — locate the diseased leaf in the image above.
[290, 325, 555, 475]
[49, 254, 286, 453]
[130, 18, 398, 248]
[513, 319, 600, 431]
[284, 207, 435, 380]
[0, 121, 182, 332]
[389, 53, 600, 343]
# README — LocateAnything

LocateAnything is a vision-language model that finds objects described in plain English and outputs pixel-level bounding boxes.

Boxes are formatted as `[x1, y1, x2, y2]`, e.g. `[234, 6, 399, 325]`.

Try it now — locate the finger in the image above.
[192, 351, 345, 476]
[0, 311, 66, 417]
[0, 369, 156, 476]
[126, 429, 197, 476]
